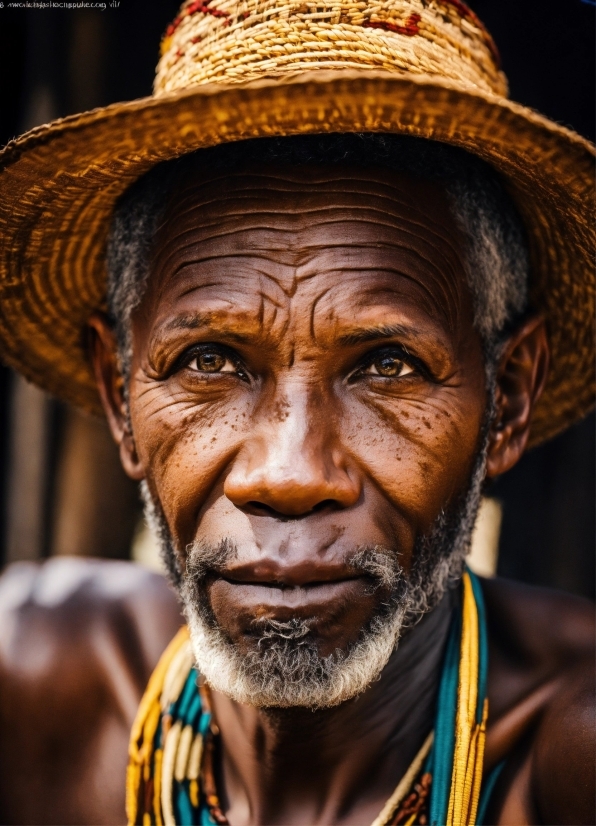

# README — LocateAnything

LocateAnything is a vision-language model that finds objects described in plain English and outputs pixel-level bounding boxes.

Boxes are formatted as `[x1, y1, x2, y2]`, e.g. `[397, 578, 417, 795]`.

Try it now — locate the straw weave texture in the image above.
[0, 0, 594, 445]
[155, 0, 506, 97]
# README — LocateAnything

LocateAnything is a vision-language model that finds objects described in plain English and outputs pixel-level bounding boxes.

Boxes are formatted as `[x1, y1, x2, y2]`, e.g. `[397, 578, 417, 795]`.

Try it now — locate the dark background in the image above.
[0, 0, 594, 597]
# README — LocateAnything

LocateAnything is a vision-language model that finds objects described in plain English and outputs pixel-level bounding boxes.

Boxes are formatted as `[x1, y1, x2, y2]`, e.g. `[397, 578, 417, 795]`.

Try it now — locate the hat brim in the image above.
[0, 69, 593, 446]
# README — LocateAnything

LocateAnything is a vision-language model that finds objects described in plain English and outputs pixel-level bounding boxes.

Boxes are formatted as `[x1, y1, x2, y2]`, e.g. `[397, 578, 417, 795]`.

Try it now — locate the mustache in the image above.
[184, 539, 404, 592]
[185, 537, 238, 582]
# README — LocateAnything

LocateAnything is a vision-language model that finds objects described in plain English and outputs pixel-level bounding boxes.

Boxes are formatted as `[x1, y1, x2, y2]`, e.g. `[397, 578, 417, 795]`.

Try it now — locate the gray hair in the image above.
[106, 134, 529, 383]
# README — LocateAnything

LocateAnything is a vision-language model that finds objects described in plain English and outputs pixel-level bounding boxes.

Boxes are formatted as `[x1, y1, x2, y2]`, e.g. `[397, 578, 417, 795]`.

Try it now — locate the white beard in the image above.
[184, 581, 410, 709]
[140, 421, 488, 709]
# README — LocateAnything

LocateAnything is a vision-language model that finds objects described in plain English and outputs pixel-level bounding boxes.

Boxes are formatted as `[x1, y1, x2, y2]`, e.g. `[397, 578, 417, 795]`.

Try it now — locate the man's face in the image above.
[128, 164, 488, 704]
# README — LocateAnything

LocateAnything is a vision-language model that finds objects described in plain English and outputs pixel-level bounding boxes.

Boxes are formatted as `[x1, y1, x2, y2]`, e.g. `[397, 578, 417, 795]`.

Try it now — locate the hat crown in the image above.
[155, 0, 507, 98]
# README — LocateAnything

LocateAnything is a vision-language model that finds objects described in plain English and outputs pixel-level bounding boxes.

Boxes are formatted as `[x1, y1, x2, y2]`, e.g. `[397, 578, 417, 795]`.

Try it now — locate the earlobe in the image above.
[87, 312, 145, 481]
[486, 316, 550, 478]
[118, 422, 145, 481]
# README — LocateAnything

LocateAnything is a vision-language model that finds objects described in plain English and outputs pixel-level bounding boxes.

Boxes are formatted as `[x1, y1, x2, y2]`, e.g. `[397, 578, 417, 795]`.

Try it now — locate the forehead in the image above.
[157, 162, 458, 236]
[143, 163, 474, 338]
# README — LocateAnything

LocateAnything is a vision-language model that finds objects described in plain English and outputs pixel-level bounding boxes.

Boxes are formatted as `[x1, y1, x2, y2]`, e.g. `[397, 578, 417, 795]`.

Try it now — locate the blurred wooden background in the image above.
[0, 0, 594, 597]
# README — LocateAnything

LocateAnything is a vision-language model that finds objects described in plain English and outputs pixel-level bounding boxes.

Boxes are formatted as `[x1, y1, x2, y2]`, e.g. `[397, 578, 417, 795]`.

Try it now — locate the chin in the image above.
[184, 596, 409, 709]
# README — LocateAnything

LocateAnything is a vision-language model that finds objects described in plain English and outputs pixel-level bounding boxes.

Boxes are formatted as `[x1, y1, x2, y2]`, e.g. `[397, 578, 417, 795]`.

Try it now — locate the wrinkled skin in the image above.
[115, 168, 493, 659]
[0, 165, 592, 826]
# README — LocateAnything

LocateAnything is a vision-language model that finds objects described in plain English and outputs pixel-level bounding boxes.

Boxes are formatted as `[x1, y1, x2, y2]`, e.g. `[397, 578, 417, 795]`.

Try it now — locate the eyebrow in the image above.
[155, 313, 257, 346]
[337, 323, 416, 346]
[155, 316, 442, 355]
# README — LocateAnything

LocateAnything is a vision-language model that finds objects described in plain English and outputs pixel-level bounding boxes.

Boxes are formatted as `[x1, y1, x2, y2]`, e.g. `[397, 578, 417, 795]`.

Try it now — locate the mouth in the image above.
[205, 572, 382, 638]
[206, 556, 377, 615]
[187, 548, 399, 651]
[219, 574, 368, 606]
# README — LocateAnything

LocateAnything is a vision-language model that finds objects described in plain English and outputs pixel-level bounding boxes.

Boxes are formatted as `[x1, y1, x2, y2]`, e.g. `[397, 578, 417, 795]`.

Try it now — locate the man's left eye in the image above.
[187, 350, 237, 374]
[362, 355, 414, 378]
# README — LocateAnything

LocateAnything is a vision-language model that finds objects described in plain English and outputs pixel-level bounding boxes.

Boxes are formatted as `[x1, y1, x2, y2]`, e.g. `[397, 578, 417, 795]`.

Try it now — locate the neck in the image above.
[210, 587, 457, 826]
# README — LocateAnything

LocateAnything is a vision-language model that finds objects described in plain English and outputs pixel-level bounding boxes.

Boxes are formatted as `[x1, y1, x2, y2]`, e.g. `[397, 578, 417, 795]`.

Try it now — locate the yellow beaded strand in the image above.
[446, 571, 488, 826]
[126, 626, 191, 825]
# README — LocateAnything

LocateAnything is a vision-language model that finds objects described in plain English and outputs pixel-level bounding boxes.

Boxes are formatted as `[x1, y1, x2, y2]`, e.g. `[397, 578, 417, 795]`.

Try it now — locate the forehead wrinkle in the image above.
[172, 167, 446, 209]
[151, 244, 463, 342]
[290, 209, 460, 249]
[158, 247, 460, 332]
[162, 259, 299, 310]
[309, 273, 459, 347]
[157, 211, 464, 286]
[298, 254, 461, 335]
[165, 195, 461, 250]
[152, 177, 471, 342]
[289, 210, 466, 331]
[169, 181, 428, 212]
[146, 263, 298, 345]
[308, 286, 333, 344]
[290, 229, 461, 278]
[177, 167, 396, 187]
[150, 232, 297, 304]
[159, 203, 466, 288]
[167, 255, 291, 286]
[164, 171, 461, 239]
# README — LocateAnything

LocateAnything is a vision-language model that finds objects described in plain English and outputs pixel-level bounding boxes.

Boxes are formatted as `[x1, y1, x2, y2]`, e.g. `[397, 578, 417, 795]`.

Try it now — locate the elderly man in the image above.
[0, 2, 594, 825]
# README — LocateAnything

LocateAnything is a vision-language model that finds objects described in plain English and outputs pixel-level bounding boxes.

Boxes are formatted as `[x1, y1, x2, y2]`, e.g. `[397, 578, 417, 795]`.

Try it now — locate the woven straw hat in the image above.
[0, 0, 593, 445]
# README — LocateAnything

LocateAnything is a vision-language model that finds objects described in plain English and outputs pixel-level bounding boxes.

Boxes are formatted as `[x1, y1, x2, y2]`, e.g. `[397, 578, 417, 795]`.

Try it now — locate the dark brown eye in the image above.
[198, 352, 225, 372]
[187, 350, 236, 374]
[365, 355, 413, 378]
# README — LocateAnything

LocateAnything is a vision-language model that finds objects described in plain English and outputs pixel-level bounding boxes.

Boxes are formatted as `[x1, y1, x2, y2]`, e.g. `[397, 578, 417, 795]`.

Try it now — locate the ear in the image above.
[486, 315, 550, 478]
[87, 312, 145, 481]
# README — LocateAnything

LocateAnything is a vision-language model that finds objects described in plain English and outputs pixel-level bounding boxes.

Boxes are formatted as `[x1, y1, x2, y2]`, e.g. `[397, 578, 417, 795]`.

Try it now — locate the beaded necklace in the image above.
[127, 570, 496, 826]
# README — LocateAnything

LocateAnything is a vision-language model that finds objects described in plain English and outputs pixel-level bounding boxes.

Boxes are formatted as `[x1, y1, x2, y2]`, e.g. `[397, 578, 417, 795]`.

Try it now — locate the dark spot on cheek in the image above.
[178, 430, 196, 451]
[422, 418, 432, 430]
[272, 398, 291, 423]
[370, 405, 396, 428]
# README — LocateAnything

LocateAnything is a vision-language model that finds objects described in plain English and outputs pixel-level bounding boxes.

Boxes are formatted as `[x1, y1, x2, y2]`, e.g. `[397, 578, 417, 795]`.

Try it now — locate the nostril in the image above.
[310, 499, 338, 514]
[243, 499, 339, 519]
[245, 501, 281, 518]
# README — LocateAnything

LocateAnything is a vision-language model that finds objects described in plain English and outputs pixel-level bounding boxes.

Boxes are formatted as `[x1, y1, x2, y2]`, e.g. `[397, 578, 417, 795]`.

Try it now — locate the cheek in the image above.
[129, 382, 251, 544]
[344, 386, 485, 532]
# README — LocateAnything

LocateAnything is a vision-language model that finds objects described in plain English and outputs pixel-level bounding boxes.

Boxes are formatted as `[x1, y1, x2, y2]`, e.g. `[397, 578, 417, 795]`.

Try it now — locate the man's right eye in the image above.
[186, 348, 238, 374]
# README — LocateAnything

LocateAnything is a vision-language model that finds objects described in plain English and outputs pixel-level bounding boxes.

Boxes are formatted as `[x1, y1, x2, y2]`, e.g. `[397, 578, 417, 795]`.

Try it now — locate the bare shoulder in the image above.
[482, 576, 593, 673]
[0, 556, 182, 672]
[482, 577, 594, 825]
[0, 558, 182, 825]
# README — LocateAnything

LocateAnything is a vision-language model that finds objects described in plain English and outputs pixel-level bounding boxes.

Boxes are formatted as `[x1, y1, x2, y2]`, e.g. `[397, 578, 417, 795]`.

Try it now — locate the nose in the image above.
[223, 383, 361, 518]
